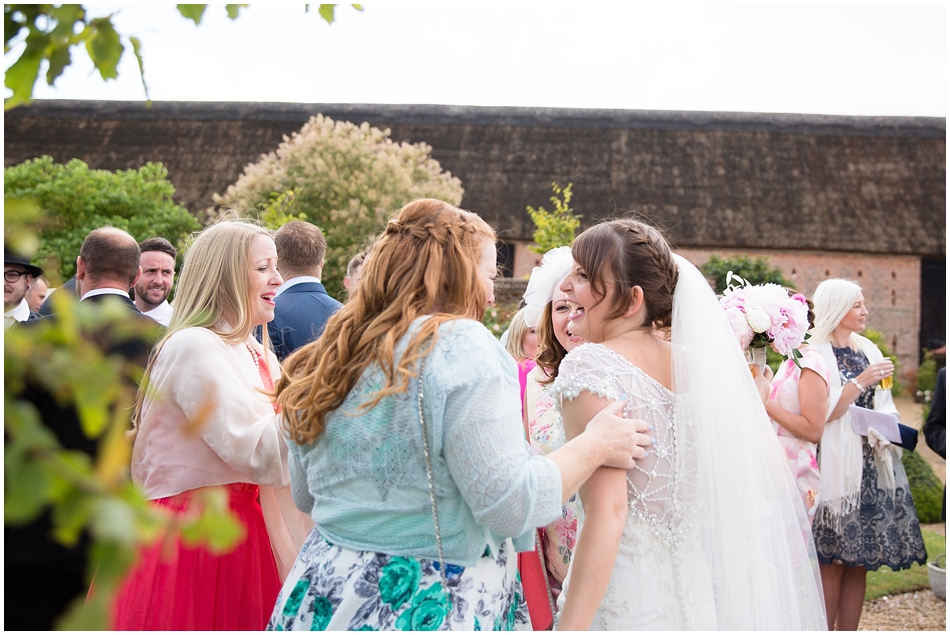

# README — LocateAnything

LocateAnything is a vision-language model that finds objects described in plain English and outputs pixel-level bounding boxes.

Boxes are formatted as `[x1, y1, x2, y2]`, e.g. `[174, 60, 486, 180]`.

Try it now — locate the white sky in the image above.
[9, 3, 949, 117]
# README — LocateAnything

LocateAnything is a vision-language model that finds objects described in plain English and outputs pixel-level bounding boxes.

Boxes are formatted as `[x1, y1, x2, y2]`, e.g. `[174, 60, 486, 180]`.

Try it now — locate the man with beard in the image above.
[133, 237, 177, 326]
[4, 247, 43, 328]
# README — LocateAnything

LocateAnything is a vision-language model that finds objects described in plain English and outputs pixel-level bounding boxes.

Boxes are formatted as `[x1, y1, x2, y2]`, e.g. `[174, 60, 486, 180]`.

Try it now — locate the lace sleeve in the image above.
[288, 449, 314, 515]
[550, 343, 626, 403]
[433, 322, 563, 537]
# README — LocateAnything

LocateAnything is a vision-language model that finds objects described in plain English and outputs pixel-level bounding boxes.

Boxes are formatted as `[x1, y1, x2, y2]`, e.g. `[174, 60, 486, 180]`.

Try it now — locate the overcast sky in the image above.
[11, 3, 948, 117]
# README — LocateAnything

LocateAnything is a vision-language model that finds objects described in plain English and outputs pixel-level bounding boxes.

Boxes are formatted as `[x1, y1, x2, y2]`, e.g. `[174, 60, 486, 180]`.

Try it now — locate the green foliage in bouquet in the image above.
[212, 114, 464, 301]
[527, 181, 580, 255]
[4, 156, 200, 281]
[702, 254, 793, 294]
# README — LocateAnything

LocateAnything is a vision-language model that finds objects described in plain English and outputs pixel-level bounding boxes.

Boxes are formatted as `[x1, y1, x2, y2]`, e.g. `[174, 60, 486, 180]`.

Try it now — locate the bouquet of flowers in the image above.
[719, 273, 810, 366]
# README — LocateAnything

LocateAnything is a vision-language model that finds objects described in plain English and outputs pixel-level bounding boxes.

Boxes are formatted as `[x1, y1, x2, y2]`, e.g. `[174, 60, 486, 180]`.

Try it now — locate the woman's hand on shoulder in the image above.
[583, 399, 652, 470]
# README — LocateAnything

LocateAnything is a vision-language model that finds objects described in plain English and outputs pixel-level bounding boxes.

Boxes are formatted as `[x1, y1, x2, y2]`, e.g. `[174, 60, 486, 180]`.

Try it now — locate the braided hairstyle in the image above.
[277, 198, 495, 445]
[572, 218, 678, 331]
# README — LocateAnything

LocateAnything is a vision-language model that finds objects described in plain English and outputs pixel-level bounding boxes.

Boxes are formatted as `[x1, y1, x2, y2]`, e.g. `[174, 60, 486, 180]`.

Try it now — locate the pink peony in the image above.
[724, 306, 754, 349]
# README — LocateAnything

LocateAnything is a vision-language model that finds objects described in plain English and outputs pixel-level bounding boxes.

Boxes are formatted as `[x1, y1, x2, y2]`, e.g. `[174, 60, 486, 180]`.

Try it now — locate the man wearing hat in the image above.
[4, 248, 43, 328]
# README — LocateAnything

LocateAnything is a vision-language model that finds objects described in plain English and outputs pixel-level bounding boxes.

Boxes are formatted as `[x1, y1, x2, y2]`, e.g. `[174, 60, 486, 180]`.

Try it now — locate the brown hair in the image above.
[277, 199, 495, 445]
[139, 236, 178, 260]
[80, 227, 141, 285]
[535, 301, 568, 383]
[274, 221, 327, 276]
[572, 218, 678, 328]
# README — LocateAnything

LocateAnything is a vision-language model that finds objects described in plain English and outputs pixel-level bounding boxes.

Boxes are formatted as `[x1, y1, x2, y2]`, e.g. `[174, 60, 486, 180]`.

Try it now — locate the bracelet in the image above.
[850, 377, 864, 392]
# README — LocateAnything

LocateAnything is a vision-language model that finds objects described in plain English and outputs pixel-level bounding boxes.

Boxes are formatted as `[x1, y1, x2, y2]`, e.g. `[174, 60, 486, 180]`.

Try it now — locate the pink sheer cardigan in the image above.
[130, 326, 312, 578]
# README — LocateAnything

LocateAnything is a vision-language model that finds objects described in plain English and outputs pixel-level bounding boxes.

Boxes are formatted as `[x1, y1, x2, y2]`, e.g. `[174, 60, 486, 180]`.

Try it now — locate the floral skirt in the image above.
[267, 528, 530, 631]
[812, 440, 928, 571]
[776, 434, 821, 523]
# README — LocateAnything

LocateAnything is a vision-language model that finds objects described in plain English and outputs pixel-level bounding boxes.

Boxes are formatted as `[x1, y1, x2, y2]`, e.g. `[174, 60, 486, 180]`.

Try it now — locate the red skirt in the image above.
[111, 483, 281, 630]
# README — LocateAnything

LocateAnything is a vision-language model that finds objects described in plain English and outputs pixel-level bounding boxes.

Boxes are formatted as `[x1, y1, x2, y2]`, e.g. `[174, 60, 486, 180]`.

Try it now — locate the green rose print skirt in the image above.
[267, 528, 530, 631]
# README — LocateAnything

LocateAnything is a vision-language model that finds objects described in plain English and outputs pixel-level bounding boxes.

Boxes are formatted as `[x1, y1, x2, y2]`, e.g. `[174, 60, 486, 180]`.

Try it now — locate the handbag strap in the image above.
[416, 338, 450, 595]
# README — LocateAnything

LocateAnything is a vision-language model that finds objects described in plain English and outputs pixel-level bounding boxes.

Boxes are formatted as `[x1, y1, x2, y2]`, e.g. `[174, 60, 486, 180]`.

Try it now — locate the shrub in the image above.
[3, 156, 200, 281]
[482, 303, 518, 339]
[701, 254, 794, 294]
[863, 329, 902, 397]
[527, 182, 580, 255]
[917, 350, 938, 420]
[212, 114, 464, 300]
[902, 449, 944, 523]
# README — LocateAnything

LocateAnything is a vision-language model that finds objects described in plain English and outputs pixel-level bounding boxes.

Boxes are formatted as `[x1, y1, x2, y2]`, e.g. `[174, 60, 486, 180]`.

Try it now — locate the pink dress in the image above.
[768, 347, 830, 523]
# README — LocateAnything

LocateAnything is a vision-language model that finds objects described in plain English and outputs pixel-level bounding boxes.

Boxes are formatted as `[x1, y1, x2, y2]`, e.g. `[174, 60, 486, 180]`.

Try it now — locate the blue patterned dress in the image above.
[810, 346, 927, 571]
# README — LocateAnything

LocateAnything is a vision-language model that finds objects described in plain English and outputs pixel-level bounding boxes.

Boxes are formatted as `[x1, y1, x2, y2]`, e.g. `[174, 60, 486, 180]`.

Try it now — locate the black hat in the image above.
[4, 247, 44, 278]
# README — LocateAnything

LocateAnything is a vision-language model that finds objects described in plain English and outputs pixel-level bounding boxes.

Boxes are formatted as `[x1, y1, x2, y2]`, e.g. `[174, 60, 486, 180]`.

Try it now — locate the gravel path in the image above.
[858, 590, 945, 631]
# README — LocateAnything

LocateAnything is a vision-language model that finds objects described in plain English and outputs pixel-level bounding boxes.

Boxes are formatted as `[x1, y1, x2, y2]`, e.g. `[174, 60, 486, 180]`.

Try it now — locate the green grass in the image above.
[864, 527, 946, 599]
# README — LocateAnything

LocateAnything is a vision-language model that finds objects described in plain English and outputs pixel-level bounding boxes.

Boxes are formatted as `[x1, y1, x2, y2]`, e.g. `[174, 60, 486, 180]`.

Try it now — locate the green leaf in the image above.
[225, 4, 248, 20]
[129, 36, 150, 102]
[176, 4, 208, 25]
[48, 4, 86, 40]
[4, 30, 45, 109]
[84, 18, 124, 80]
[351, 4, 364, 10]
[45, 42, 72, 85]
[4, 457, 54, 523]
[318, 4, 336, 24]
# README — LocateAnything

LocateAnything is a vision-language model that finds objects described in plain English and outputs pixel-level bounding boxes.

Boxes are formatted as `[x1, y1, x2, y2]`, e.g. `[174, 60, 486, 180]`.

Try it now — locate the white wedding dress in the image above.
[548, 255, 827, 631]
[552, 343, 716, 630]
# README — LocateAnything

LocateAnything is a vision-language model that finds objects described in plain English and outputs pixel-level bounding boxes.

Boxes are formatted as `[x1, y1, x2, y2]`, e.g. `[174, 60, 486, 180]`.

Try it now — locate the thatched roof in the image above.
[4, 100, 945, 256]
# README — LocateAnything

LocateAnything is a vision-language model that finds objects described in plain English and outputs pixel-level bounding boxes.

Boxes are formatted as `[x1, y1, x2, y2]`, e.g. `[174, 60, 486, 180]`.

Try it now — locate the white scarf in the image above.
[812, 333, 904, 530]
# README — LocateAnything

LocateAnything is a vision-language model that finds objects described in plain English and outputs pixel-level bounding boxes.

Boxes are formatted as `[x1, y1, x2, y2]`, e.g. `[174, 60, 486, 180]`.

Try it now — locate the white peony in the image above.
[746, 307, 772, 333]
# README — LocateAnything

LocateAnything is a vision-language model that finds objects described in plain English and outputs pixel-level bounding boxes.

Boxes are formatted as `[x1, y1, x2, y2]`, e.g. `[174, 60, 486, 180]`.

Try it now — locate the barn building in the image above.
[4, 100, 945, 384]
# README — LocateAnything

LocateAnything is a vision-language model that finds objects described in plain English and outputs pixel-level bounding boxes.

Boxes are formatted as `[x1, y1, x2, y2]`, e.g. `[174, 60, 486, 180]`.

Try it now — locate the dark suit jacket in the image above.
[267, 281, 342, 361]
[924, 367, 946, 459]
[5, 292, 158, 568]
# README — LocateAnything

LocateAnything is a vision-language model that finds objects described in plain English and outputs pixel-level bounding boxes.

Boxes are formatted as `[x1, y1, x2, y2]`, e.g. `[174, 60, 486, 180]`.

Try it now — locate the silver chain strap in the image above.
[416, 339, 450, 597]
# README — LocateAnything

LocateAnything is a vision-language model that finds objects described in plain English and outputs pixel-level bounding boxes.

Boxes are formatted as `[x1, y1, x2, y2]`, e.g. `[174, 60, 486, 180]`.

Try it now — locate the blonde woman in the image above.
[809, 279, 927, 630]
[112, 221, 311, 630]
[503, 307, 539, 410]
[268, 199, 652, 631]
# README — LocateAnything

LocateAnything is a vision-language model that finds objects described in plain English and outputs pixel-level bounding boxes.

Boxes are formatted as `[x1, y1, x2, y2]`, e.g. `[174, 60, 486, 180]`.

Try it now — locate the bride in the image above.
[546, 219, 826, 630]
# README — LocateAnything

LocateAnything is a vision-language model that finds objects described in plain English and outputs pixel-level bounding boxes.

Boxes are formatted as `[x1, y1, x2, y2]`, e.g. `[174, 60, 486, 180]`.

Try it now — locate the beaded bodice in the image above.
[551, 343, 697, 548]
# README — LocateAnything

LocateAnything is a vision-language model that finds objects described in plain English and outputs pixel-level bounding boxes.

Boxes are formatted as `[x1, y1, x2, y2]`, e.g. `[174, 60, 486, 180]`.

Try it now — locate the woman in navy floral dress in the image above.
[809, 279, 927, 631]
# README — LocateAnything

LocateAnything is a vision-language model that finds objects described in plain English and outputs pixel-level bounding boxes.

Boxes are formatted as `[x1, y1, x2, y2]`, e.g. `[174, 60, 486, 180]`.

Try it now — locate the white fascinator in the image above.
[522, 246, 574, 328]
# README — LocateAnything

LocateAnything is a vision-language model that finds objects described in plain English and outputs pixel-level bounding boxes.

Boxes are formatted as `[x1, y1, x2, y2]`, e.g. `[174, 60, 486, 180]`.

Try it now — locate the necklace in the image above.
[245, 343, 261, 373]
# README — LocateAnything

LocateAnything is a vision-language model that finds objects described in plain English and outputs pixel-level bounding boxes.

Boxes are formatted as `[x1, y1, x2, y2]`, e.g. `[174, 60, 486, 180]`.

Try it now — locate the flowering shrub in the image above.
[720, 273, 809, 360]
[212, 114, 464, 299]
[482, 303, 518, 339]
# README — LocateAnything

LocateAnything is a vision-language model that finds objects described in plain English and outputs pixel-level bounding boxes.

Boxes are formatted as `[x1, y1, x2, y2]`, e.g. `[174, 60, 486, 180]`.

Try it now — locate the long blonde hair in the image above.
[810, 278, 863, 345]
[278, 199, 495, 445]
[133, 220, 275, 431]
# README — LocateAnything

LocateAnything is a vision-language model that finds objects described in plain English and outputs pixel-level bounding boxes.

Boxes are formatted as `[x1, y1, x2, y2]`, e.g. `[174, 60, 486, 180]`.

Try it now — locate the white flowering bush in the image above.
[212, 114, 464, 299]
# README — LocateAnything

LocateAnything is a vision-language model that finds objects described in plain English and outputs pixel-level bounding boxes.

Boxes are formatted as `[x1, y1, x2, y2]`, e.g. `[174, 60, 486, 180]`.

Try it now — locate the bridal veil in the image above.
[670, 254, 826, 629]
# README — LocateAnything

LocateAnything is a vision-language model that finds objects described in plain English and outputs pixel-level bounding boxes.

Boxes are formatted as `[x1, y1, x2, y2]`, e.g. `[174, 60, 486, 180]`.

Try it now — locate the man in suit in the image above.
[923, 366, 945, 520]
[267, 221, 342, 360]
[5, 227, 158, 630]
